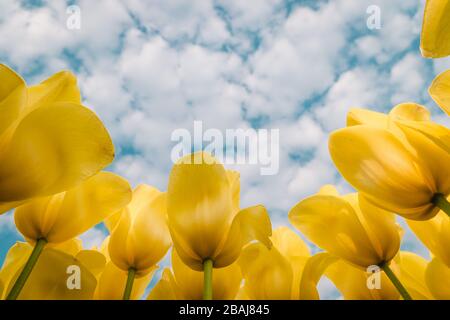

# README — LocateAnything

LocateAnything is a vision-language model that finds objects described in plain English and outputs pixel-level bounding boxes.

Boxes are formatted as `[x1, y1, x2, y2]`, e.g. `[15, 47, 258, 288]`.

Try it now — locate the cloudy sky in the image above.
[1, 0, 449, 298]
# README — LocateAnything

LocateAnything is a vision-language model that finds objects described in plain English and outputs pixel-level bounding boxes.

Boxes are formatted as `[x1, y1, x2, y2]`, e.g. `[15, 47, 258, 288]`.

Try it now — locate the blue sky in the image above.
[1, 0, 449, 298]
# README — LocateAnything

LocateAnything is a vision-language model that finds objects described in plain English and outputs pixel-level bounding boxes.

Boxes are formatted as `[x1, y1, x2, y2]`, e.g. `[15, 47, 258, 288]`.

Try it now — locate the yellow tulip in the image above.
[106, 184, 172, 299]
[407, 211, 450, 267]
[0, 242, 105, 300]
[425, 257, 450, 299]
[429, 69, 450, 115]
[6, 171, 131, 300]
[329, 117, 450, 220]
[148, 250, 241, 300]
[420, 0, 450, 58]
[238, 226, 310, 300]
[0, 64, 114, 214]
[167, 152, 272, 299]
[289, 185, 401, 268]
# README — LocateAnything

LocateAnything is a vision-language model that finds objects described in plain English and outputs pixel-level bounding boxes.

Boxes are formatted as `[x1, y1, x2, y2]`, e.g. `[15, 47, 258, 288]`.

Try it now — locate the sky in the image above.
[1, 0, 450, 299]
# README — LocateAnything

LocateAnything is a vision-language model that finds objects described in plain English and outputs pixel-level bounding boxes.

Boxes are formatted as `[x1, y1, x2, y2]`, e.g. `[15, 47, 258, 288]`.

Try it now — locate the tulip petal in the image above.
[429, 69, 450, 115]
[167, 152, 233, 269]
[289, 194, 381, 267]
[147, 269, 180, 300]
[346, 108, 388, 128]
[421, 0, 450, 58]
[425, 258, 450, 299]
[239, 243, 293, 300]
[214, 205, 272, 268]
[329, 126, 434, 219]
[389, 103, 431, 122]
[76, 250, 107, 278]
[14, 172, 131, 243]
[0, 102, 114, 205]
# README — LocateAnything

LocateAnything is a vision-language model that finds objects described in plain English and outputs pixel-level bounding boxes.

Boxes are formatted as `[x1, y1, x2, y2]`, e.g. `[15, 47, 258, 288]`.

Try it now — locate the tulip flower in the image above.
[92, 237, 156, 300]
[429, 69, 450, 115]
[106, 184, 172, 299]
[6, 172, 131, 300]
[238, 226, 310, 300]
[329, 113, 450, 220]
[0, 241, 106, 300]
[0, 64, 114, 214]
[407, 211, 450, 267]
[425, 258, 450, 299]
[289, 185, 410, 299]
[420, 0, 450, 58]
[167, 152, 272, 299]
[148, 250, 241, 300]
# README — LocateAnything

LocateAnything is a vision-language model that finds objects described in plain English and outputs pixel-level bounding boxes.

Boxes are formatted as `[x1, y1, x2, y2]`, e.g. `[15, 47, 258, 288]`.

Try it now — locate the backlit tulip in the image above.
[0, 64, 114, 214]
[429, 69, 450, 115]
[420, 0, 450, 58]
[0, 242, 105, 300]
[407, 211, 450, 267]
[238, 227, 310, 300]
[6, 171, 131, 300]
[425, 258, 450, 299]
[148, 250, 241, 300]
[167, 152, 272, 299]
[107, 184, 172, 299]
[329, 116, 450, 220]
[289, 185, 412, 299]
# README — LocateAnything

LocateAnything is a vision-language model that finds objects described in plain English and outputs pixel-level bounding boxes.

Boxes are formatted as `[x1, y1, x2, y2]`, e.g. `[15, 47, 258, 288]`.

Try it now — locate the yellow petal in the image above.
[109, 185, 171, 274]
[429, 69, 450, 115]
[76, 250, 107, 278]
[346, 108, 388, 128]
[227, 170, 240, 214]
[213, 205, 272, 268]
[299, 253, 339, 300]
[407, 210, 450, 267]
[326, 260, 399, 300]
[289, 194, 387, 267]
[271, 226, 310, 260]
[95, 261, 156, 300]
[172, 249, 241, 300]
[389, 103, 431, 122]
[0, 64, 26, 138]
[147, 269, 180, 300]
[394, 252, 433, 300]
[0, 102, 114, 207]
[167, 152, 233, 270]
[0, 242, 30, 299]
[329, 126, 434, 219]
[421, 0, 450, 58]
[239, 243, 293, 300]
[14, 171, 131, 243]
[53, 238, 83, 256]
[425, 258, 450, 299]
[317, 184, 340, 196]
[3, 246, 97, 300]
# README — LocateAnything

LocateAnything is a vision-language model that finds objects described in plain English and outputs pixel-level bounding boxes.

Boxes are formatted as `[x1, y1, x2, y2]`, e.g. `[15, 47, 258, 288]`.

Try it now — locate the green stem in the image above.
[203, 259, 213, 300]
[432, 193, 450, 217]
[380, 263, 412, 300]
[122, 268, 136, 300]
[6, 238, 47, 300]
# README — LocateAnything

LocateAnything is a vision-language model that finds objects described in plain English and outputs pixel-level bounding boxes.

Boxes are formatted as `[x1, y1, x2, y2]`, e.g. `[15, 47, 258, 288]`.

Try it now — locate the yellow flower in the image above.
[407, 211, 450, 267]
[107, 184, 172, 276]
[429, 69, 450, 115]
[14, 171, 131, 244]
[299, 253, 399, 300]
[420, 0, 450, 58]
[289, 185, 401, 268]
[167, 152, 272, 271]
[0, 241, 105, 300]
[148, 250, 241, 300]
[329, 112, 450, 220]
[0, 64, 114, 214]
[238, 226, 310, 300]
[94, 238, 156, 300]
[425, 257, 450, 299]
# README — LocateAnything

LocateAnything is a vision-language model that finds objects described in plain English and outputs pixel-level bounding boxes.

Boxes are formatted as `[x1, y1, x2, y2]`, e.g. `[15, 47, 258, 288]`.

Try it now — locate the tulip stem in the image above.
[203, 258, 213, 300]
[432, 193, 450, 217]
[380, 263, 412, 300]
[122, 268, 136, 300]
[6, 238, 47, 300]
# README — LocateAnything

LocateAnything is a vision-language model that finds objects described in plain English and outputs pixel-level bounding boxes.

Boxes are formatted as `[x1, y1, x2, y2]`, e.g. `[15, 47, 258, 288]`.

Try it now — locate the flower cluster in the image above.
[0, 0, 449, 300]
